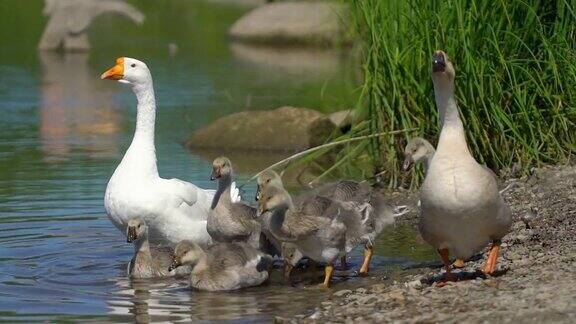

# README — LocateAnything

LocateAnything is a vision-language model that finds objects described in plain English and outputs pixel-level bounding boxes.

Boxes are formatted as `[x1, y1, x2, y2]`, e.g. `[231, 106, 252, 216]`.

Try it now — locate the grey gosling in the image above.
[126, 217, 189, 279]
[258, 184, 365, 288]
[258, 170, 397, 278]
[169, 240, 273, 291]
[208, 157, 262, 248]
[402, 137, 435, 172]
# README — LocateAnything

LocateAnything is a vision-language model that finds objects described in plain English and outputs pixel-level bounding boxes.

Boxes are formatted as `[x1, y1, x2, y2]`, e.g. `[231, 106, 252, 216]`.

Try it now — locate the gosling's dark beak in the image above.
[432, 50, 447, 73]
[210, 168, 219, 181]
[402, 155, 414, 172]
[126, 227, 137, 243]
[168, 258, 180, 272]
[255, 185, 262, 201]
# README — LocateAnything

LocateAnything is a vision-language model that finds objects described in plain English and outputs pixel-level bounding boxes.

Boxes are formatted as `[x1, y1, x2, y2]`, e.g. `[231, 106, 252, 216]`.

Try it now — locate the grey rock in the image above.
[229, 2, 352, 46]
[405, 279, 423, 289]
[186, 106, 337, 152]
[333, 289, 352, 297]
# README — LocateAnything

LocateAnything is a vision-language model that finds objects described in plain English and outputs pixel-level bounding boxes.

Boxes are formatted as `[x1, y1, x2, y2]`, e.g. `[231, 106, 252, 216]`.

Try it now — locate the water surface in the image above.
[0, 1, 434, 321]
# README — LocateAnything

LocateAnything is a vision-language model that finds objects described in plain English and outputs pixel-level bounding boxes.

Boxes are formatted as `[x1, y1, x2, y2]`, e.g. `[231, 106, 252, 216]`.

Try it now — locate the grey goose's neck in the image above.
[433, 81, 462, 130]
[433, 79, 470, 154]
[134, 234, 151, 255]
[423, 146, 436, 172]
[268, 204, 296, 242]
[211, 175, 233, 210]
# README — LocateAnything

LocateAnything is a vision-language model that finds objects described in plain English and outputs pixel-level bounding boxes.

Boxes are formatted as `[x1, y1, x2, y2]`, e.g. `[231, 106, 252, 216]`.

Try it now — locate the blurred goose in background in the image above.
[126, 218, 190, 279]
[208, 157, 279, 257]
[420, 50, 511, 283]
[170, 241, 273, 291]
[101, 57, 215, 246]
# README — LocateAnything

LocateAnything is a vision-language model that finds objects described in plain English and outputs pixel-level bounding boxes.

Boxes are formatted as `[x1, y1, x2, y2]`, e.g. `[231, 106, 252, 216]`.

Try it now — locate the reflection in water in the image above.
[230, 43, 348, 80]
[106, 270, 348, 322]
[108, 278, 191, 323]
[39, 51, 121, 161]
[103, 234, 432, 323]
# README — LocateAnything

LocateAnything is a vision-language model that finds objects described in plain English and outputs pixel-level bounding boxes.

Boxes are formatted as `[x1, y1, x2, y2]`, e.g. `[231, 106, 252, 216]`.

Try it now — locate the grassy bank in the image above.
[343, 0, 575, 187]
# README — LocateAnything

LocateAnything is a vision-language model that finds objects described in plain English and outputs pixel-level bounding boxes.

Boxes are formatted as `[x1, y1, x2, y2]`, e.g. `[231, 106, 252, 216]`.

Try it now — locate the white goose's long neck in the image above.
[433, 78, 469, 154]
[121, 80, 158, 177]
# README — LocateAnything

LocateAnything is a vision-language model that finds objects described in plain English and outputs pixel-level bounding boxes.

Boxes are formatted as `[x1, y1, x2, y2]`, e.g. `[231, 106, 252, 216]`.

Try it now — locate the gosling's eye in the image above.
[266, 179, 270, 183]
[131, 63, 136, 68]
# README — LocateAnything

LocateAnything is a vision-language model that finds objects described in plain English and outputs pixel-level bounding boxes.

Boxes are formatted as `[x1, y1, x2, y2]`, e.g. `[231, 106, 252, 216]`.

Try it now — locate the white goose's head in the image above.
[101, 57, 152, 86]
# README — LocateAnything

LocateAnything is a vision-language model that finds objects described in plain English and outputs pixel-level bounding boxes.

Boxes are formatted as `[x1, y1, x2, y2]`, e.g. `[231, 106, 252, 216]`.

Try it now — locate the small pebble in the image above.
[333, 289, 352, 297]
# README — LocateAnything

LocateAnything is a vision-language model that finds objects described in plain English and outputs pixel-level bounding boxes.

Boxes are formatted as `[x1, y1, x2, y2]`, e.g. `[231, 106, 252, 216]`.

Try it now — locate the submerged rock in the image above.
[229, 2, 351, 46]
[186, 106, 337, 152]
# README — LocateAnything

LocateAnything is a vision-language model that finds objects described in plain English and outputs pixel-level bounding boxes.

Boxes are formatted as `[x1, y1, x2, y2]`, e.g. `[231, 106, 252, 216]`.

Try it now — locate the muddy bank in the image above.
[284, 165, 576, 323]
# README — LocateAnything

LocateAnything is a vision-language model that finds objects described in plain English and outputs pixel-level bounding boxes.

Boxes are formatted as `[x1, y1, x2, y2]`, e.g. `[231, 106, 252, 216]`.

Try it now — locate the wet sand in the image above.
[285, 165, 576, 323]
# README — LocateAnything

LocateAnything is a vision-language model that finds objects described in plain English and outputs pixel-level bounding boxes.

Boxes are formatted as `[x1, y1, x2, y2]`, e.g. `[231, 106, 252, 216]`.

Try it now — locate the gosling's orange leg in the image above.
[483, 241, 501, 275]
[340, 255, 348, 271]
[452, 258, 465, 268]
[359, 246, 373, 274]
[322, 264, 334, 288]
[437, 248, 455, 286]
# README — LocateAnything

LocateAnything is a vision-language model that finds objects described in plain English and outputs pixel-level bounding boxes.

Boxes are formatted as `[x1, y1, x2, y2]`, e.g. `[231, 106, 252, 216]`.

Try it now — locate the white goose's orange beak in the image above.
[101, 57, 125, 80]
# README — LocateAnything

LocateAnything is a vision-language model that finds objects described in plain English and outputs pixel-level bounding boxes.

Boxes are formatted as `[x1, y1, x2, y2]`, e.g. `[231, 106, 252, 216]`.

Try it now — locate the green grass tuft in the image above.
[346, 0, 576, 187]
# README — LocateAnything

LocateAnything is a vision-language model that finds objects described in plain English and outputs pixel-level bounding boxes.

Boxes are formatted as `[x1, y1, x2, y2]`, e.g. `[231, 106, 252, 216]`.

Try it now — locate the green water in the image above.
[0, 0, 434, 321]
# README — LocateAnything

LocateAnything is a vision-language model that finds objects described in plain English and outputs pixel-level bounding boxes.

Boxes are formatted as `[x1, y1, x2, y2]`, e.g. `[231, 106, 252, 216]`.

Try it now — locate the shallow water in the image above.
[0, 1, 435, 321]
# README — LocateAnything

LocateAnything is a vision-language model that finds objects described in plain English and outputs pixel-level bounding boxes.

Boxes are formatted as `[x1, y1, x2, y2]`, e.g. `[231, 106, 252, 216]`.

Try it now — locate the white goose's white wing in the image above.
[145, 178, 215, 245]
[163, 179, 216, 215]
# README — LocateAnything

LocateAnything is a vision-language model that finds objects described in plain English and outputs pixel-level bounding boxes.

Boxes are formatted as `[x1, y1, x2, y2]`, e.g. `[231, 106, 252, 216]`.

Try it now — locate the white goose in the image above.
[420, 51, 511, 281]
[101, 57, 217, 246]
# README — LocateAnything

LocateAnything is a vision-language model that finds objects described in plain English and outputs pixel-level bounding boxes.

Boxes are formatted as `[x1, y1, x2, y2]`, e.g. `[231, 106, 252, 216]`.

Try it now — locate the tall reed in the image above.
[349, 0, 576, 187]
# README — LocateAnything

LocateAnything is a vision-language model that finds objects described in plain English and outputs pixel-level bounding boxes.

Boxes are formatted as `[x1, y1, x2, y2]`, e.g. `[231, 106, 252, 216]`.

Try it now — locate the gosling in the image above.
[170, 240, 273, 291]
[126, 217, 189, 279]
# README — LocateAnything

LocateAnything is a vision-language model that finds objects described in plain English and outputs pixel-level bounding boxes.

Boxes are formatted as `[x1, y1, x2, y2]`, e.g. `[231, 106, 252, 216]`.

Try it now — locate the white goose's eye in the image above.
[131, 63, 136, 68]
